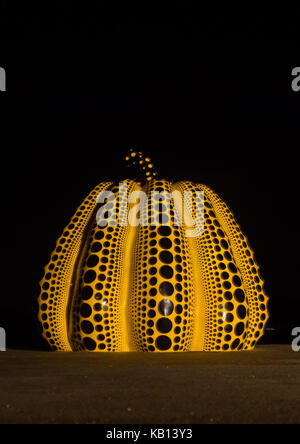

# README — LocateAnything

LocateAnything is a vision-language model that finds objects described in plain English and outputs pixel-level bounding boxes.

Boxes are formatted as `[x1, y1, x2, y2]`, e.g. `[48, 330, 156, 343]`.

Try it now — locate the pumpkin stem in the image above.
[125, 148, 158, 181]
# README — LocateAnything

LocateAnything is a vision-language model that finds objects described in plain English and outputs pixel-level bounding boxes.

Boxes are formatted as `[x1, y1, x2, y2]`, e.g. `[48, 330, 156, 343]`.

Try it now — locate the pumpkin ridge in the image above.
[198, 184, 269, 350]
[38, 181, 113, 351]
[120, 180, 144, 351]
[172, 181, 206, 351]
[71, 179, 138, 351]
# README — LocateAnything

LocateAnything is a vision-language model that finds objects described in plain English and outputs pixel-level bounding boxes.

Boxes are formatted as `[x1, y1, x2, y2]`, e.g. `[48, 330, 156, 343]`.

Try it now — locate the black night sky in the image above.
[0, 4, 299, 349]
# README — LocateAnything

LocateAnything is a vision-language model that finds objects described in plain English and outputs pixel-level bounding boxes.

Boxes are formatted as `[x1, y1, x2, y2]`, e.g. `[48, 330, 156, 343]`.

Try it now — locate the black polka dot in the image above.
[175, 304, 183, 314]
[84, 270, 96, 284]
[228, 263, 238, 273]
[82, 286, 93, 301]
[221, 240, 229, 249]
[149, 257, 157, 265]
[158, 299, 174, 316]
[235, 322, 245, 336]
[159, 266, 174, 279]
[158, 226, 171, 236]
[149, 288, 157, 296]
[237, 305, 247, 320]
[233, 276, 242, 287]
[149, 277, 157, 286]
[156, 335, 172, 351]
[225, 313, 234, 323]
[91, 242, 102, 253]
[225, 302, 234, 311]
[234, 289, 245, 303]
[156, 318, 173, 334]
[225, 324, 233, 333]
[224, 252, 232, 261]
[159, 251, 173, 264]
[175, 255, 182, 264]
[83, 337, 96, 351]
[223, 281, 232, 290]
[87, 255, 100, 268]
[80, 303, 92, 318]
[159, 238, 172, 249]
[231, 339, 240, 350]
[224, 291, 233, 301]
[81, 321, 94, 334]
[95, 231, 104, 240]
[159, 282, 174, 296]
[221, 272, 230, 280]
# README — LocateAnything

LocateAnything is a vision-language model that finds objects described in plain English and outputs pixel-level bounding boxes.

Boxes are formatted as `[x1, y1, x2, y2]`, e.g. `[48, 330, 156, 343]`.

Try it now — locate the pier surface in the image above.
[0, 345, 299, 424]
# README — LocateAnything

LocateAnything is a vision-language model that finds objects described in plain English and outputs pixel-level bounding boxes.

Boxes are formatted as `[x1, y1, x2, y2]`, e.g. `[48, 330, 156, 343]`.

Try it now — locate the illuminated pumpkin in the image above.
[38, 150, 268, 352]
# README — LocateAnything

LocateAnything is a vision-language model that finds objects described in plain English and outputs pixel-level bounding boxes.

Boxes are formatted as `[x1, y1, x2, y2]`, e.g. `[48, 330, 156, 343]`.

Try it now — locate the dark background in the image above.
[0, 3, 299, 349]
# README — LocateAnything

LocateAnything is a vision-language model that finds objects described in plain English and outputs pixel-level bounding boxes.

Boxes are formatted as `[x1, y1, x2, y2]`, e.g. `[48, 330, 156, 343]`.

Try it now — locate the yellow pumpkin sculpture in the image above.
[38, 150, 268, 352]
